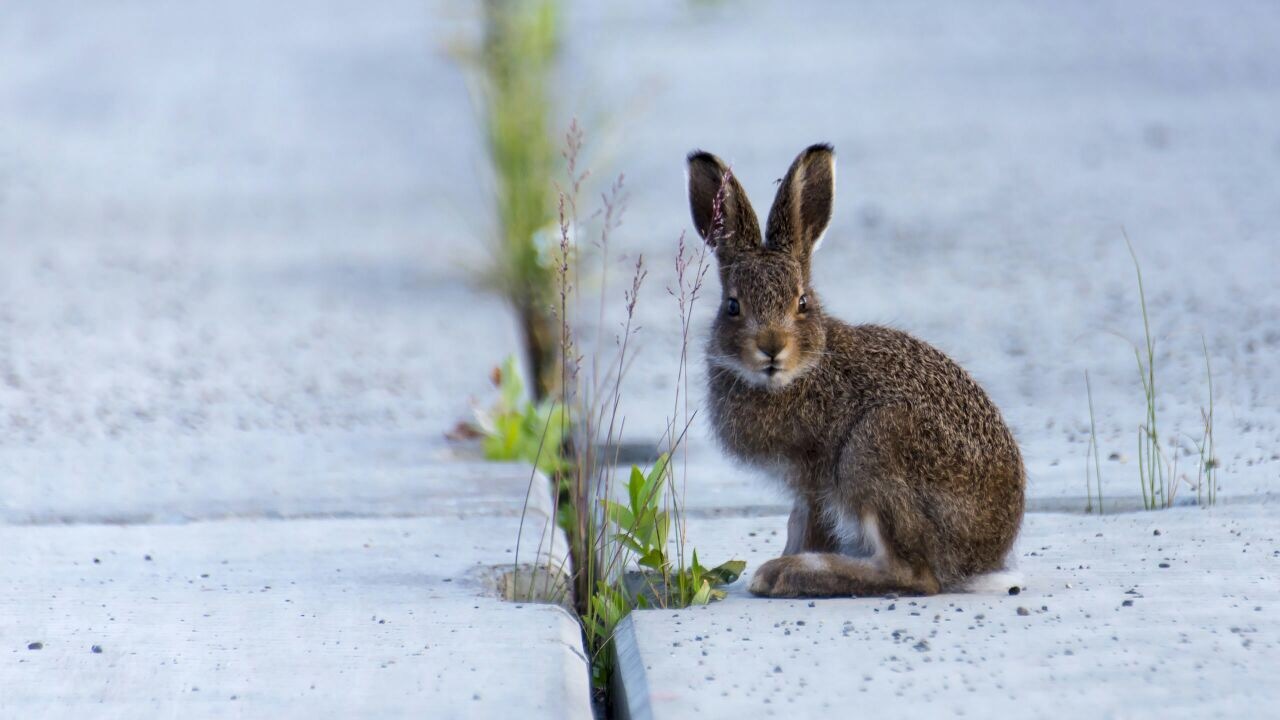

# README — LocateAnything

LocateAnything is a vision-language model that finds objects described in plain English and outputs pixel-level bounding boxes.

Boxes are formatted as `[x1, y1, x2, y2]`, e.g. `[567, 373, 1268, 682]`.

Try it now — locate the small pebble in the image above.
[27, 642, 43, 650]
[1008, 586, 1021, 596]
[144, 555, 152, 561]
[91, 645, 103, 654]
[1153, 529, 1162, 536]
[1122, 600, 1134, 607]
[1016, 607, 1030, 616]
[1158, 562, 1170, 568]
[773, 665, 783, 673]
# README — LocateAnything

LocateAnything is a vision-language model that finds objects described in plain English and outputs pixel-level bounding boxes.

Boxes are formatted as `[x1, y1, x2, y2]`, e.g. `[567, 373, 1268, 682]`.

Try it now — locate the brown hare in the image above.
[687, 144, 1025, 597]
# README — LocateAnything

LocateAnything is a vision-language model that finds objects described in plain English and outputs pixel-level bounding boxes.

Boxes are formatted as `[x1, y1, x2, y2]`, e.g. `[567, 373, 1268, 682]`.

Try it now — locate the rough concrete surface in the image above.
[616, 507, 1280, 719]
[565, 1, 1280, 506]
[4, 1, 1279, 718]
[0, 470, 588, 719]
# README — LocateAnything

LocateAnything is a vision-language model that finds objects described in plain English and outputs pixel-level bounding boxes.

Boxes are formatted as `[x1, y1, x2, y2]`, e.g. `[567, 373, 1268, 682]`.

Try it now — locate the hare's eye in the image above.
[798, 294, 808, 313]
[726, 298, 740, 317]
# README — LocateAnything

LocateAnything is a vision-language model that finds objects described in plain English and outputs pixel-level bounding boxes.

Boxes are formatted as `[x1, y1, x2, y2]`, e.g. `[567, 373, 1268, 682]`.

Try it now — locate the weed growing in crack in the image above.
[458, 0, 562, 400]
[1086, 232, 1220, 511]
[479, 123, 745, 693]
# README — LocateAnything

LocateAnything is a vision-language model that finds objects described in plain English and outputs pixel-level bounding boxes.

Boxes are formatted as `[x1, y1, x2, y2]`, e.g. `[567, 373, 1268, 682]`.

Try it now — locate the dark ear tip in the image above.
[687, 149, 718, 165]
[805, 143, 835, 156]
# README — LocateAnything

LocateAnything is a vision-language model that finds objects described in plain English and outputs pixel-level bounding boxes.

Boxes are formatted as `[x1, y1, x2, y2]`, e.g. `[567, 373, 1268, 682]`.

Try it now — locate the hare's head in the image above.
[687, 144, 836, 390]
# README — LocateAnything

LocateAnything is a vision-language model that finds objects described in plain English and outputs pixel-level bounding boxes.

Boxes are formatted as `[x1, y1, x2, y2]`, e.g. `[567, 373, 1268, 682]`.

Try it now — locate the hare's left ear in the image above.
[764, 144, 836, 261]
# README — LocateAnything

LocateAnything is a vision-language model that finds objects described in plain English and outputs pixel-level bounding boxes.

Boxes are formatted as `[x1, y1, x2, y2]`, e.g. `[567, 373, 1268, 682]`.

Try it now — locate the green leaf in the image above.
[691, 579, 712, 606]
[646, 452, 669, 486]
[689, 550, 704, 587]
[499, 355, 524, 410]
[655, 511, 671, 550]
[702, 560, 747, 586]
[639, 548, 666, 571]
[628, 465, 645, 512]
[602, 500, 635, 533]
[616, 533, 647, 557]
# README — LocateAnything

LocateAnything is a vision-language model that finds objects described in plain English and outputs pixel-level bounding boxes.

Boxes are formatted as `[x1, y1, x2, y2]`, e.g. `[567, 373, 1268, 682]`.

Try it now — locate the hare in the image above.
[687, 144, 1025, 597]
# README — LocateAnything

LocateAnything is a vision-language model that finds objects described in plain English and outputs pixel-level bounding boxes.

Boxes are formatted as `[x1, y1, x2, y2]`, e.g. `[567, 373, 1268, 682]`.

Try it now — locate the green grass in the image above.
[462, 0, 562, 400]
[1120, 232, 1219, 510]
[1085, 370, 1104, 514]
[459, 3, 742, 699]
[480, 124, 743, 693]
[475, 355, 570, 476]
[1125, 232, 1168, 509]
[1195, 337, 1219, 506]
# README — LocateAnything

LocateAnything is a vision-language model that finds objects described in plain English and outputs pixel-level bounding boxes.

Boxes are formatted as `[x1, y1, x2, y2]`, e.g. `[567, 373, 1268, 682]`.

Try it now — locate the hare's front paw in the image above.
[749, 555, 814, 598]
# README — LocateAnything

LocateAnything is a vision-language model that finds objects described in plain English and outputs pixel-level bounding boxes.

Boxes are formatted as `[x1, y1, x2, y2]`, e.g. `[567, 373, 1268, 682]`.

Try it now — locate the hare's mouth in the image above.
[758, 363, 800, 390]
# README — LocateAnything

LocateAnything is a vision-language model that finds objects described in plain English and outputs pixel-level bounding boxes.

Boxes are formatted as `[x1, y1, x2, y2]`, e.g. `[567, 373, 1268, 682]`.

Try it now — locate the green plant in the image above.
[491, 124, 744, 694]
[604, 456, 745, 607]
[1194, 337, 1219, 506]
[461, 0, 562, 401]
[1121, 232, 1220, 510]
[1084, 370, 1104, 514]
[1126, 232, 1169, 509]
[574, 456, 743, 688]
[475, 355, 569, 476]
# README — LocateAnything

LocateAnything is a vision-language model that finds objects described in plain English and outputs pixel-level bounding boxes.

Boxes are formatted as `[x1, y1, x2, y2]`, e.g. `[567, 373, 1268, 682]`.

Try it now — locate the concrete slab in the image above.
[0, 441, 546, 524]
[0, 481, 589, 719]
[615, 506, 1280, 719]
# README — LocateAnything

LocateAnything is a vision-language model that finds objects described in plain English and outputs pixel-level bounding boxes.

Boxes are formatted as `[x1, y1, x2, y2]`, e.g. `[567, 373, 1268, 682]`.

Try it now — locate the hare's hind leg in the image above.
[783, 497, 840, 555]
[749, 511, 940, 598]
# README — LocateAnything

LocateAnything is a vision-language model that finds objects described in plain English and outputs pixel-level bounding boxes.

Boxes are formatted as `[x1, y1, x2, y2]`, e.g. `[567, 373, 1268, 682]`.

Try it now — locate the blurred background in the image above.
[2, 1, 1278, 521]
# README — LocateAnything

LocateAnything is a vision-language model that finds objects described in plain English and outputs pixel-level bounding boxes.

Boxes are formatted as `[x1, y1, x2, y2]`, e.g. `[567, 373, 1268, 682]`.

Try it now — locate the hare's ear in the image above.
[687, 150, 761, 259]
[765, 144, 835, 261]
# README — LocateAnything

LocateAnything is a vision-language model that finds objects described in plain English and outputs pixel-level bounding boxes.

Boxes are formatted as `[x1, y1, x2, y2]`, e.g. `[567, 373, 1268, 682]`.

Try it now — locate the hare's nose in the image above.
[757, 332, 786, 360]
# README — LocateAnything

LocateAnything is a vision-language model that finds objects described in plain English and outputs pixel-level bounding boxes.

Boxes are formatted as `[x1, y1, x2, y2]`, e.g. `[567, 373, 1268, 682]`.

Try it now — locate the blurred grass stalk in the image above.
[1123, 231, 1218, 510]
[472, 0, 562, 401]
[1085, 370, 1104, 514]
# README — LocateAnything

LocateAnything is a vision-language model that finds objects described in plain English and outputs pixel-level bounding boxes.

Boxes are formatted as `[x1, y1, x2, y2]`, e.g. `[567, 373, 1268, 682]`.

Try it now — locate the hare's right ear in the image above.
[686, 150, 761, 259]
[764, 144, 835, 263]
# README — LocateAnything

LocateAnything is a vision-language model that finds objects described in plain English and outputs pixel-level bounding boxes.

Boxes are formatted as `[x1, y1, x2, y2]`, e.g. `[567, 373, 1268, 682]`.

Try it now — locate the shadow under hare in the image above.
[687, 144, 1025, 597]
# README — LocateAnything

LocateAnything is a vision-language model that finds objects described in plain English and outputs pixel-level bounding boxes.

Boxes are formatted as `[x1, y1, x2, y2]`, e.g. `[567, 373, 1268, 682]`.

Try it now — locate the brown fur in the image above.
[687, 145, 1025, 597]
